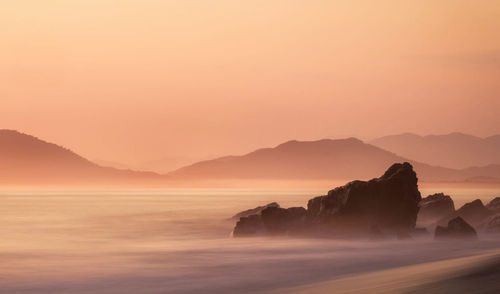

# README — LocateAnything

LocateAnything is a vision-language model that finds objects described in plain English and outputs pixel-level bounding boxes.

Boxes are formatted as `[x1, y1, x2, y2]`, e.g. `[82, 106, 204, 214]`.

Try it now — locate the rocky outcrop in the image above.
[233, 162, 422, 238]
[306, 162, 421, 234]
[233, 206, 307, 237]
[435, 217, 477, 240]
[231, 202, 280, 220]
[438, 199, 492, 227]
[261, 207, 307, 235]
[233, 215, 265, 236]
[417, 193, 455, 224]
[486, 197, 500, 213]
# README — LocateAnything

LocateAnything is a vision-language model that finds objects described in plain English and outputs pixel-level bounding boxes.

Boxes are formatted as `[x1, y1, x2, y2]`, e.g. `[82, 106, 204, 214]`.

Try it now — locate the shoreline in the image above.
[267, 249, 500, 294]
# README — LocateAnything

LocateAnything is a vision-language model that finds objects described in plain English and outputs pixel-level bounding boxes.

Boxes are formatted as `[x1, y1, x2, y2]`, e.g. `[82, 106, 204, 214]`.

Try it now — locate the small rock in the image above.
[486, 197, 500, 213]
[438, 199, 492, 227]
[231, 202, 280, 220]
[434, 217, 477, 240]
[418, 193, 455, 224]
[233, 215, 265, 237]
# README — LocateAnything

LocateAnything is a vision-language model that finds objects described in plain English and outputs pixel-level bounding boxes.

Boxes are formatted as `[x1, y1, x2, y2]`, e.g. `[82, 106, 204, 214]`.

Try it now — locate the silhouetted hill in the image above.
[135, 156, 213, 174]
[3, 130, 499, 186]
[167, 138, 463, 182]
[0, 130, 162, 186]
[462, 165, 500, 182]
[370, 132, 500, 169]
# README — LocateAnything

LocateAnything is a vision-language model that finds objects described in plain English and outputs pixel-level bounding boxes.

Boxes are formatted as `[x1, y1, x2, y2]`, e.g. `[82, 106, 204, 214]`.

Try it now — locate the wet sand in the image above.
[271, 251, 500, 294]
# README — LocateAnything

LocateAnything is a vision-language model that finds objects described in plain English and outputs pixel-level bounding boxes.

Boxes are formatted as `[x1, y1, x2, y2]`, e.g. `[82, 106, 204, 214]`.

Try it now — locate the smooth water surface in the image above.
[0, 186, 499, 294]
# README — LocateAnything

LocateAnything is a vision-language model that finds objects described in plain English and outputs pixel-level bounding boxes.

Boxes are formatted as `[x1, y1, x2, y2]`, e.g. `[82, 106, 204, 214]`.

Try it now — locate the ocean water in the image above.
[0, 187, 499, 294]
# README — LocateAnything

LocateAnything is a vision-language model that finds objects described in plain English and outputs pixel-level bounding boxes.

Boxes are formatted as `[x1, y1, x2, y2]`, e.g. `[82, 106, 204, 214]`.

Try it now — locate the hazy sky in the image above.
[1, 0, 499, 163]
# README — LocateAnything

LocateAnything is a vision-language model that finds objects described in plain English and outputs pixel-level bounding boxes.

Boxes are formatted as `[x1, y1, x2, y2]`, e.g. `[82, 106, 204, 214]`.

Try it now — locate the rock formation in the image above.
[486, 197, 500, 213]
[233, 206, 307, 237]
[417, 193, 455, 224]
[261, 207, 307, 235]
[434, 217, 477, 240]
[306, 162, 421, 233]
[438, 199, 492, 227]
[233, 162, 422, 238]
[233, 214, 265, 236]
[231, 202, 280, 220]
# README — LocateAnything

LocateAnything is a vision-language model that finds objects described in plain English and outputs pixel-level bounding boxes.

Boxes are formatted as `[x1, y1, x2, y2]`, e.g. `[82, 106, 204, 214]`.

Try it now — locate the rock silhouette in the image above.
[435, 217, 477, 240]
[231, 202, 280, 220]
[486, 197, 500, 213]
[232, 215, 265, 236]
[167, 138, 479, 182]
[438, 199, 492, 227]
[418, 193, 455, 224]
[261, 207, 307, 235]
[0, 129, 163, 186]
[232, 206, 306, 237]
[233, 162, 422, 238]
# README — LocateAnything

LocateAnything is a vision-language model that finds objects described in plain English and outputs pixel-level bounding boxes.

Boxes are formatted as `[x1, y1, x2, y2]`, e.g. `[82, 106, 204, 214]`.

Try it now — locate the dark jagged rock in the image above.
[438, 199, 492, 226]
[434, 217, 477, 240]
[486, 197, 500, 213]
[233, 214, 265, 236]
[233, 206, 307, 237]
[233, 162, 422, 238]
[261, 206, 307, 235]
[231, 202, 280, 220]
[306, 162, 421, 233]
[417, 193, 455, 224]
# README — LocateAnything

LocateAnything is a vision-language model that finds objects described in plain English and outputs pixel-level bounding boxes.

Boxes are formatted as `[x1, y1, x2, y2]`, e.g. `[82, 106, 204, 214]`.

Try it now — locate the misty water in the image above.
[1, 187, 500, 294]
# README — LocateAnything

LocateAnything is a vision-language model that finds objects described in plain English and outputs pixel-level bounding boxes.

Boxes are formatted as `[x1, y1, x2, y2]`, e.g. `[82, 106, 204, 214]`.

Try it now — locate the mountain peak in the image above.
[0, 129, 162, 186]
[169, 137, 410, 181]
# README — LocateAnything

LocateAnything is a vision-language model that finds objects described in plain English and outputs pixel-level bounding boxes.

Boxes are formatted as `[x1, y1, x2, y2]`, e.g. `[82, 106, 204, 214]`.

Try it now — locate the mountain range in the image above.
[1, 129, 499, 186]
[370, 132, 500, 169]
[167, 138, 461, 181]
[0, 130, 163, 186]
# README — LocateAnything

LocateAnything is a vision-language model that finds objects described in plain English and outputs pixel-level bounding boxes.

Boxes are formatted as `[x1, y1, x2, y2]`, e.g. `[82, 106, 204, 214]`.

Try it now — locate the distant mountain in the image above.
[0, 130, 162, 186]
[93, 159, 133, 170]
[134, 155, 215, 174]
[95, 156, 212, 174]
[167, 138, 463, 182]
[462, 164, 500, 182]
[3, 130, 500, 186]
[370, 132, 500, 169]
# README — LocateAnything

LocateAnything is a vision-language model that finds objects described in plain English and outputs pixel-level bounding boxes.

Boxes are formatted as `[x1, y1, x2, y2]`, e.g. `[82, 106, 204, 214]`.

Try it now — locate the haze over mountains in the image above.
[0, 130, 162, 186]
[371, 133, 500, 169]
[96, 155, 213, 174]
[168, 138, 460, 182]
[1, 129, 500, 186]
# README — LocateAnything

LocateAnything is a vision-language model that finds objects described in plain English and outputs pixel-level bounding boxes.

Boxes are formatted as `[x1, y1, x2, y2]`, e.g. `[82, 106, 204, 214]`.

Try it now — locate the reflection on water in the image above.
[0, 187, 499, 294]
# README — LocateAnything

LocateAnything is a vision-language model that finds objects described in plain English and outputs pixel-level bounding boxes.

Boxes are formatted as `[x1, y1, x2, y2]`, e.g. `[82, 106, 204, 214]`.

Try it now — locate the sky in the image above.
[1, 0, 499, 164]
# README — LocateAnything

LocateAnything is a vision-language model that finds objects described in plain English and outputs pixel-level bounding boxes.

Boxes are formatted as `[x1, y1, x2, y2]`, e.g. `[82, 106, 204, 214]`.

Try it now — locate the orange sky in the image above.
[1, 0, 499, 164]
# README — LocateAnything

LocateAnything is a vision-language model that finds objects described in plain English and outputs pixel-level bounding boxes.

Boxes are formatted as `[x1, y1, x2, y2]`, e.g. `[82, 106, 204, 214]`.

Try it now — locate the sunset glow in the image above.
[2, 1, 499, 164]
